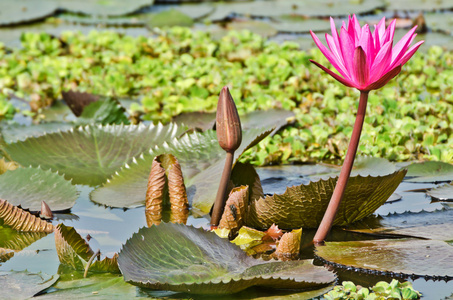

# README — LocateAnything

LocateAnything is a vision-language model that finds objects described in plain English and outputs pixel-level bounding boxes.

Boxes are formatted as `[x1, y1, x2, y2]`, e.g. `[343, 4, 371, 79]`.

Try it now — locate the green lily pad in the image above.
[0, 270, 59, 299]
[90, 127, 273, 214]
[247, 170, 406, 229]
[145, 9, 194, 28]
[227, 20, 278, 38]
[425, 12, 453, 35]
[0, 227, 48, 263]
[271, 16, 342, 34]
[405, 161, 453, 183]
[4, 123, 186, 185]
[427, 183, 453, 200]
[0, 166, 77, 212]
[118, 223, 335, 294]
[316, 238, 453, 278]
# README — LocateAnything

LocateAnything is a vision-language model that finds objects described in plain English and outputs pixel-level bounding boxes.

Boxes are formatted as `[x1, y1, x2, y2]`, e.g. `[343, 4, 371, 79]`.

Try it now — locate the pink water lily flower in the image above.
[310, 15, 424, 91]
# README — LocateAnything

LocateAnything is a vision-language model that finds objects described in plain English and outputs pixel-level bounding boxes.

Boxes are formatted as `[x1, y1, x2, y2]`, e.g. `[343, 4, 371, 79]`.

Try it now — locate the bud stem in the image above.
[211, 151, 235, 227]
[313, 91, 369, 244]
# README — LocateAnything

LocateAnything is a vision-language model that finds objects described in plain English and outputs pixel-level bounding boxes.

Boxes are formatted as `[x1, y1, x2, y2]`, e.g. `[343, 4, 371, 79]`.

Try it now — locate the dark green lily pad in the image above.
[90, 127, 273, 214]
[4, 123, 186, 185]
[405, 161, 453, 183]
[0, 166, 77, 212]
[118, 223, 335, 294]
[0, 0, 58, 26]
[0, 270, 59, 299]
[77, 99, 130, 125]
[247, 170, 406, 229]
[316, 238, 453, 278]
[427, 183, 453, 200]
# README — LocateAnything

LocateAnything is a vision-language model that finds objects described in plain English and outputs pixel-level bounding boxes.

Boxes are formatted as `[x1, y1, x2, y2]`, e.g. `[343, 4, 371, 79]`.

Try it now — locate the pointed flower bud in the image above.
[216, 86, 242, 153]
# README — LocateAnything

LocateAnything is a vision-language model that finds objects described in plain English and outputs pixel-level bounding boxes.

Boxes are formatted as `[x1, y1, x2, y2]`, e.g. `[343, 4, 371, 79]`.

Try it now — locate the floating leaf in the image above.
[316, 239, 453, 278]
[118, 222, 335, 294]
[0, 166, 77, 211]
[231, 226, 267, 256]
[227, 20, 278, 38]
[91, 127, 273, 214]
[0, 199, 54, 233]
[0, 227, 48, 263]
[387, 0, 453, 11]
[145, 9, 194, 28]
[231, 162, 264, 203]
[405, 161, 453, 183]
[5, 123, 186, 185]
[427, 183, 453, 201]
[57, 0, 154, 17]
[247, 170, 406, 229]
[0, 270, 58, 299]
[0, 0, 58, 26]
[54, 223, 120, 274]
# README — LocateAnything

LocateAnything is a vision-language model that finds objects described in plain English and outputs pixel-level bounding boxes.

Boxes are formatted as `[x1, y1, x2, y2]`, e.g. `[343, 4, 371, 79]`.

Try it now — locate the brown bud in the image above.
[145, 157, 166, 226]
[274, 228, 302, 261]
[167, 157, 189, 225]
[216, 86, 242, 153]
[219, 185, 248, 238]
[40, 201, 53, 219]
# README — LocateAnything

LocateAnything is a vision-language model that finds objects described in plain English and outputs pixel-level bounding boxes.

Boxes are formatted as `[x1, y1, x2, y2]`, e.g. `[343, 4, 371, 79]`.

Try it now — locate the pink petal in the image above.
[310, 59, 356, 88]
[351, 14, 362, 42]
[353, 46, 370, 88]
[381, 19, 396, 45]
[369, 40, 393, 83]
[398, 40, 424, 66]
[359, 24, 374, 67]
[365, 65, 402, 91]
[374, 17, 386, 47]
[326, 34, 349, 78]
[339, 26, 355, 76]
[391, 26, 418, 64]
[310, 31, 348, 77]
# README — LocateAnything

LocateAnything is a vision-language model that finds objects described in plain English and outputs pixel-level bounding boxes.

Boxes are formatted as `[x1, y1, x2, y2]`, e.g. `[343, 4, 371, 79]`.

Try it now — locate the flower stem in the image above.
[211, 151, 234, 227]
[313, 91, 369, 244]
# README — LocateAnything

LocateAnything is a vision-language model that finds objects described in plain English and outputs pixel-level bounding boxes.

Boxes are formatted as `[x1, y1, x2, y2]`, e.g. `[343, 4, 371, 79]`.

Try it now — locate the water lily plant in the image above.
[310, 15, 424, 243]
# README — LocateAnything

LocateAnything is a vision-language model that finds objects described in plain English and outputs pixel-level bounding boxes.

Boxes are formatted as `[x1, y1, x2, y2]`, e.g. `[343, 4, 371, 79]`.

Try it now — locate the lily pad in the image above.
[425, 12, 453, 35]
[247, 170, 406, 229]
[0, 122, 74, 143]
[0, 0, 58, 26]
[145, 9, 194, 28]
[0, 227, 48, 263]
[91, 127, 273, 214]
[387, 0, 453, 11]
[207, 0, 384, 21]
[5, 123, 186, 185]
[427, 183, 453, 200]
[316, 238, 453, 278]
[227, 20, 278, 38]
[405, 161, 453, 183]
[57, 0, 154, 17]
[0, 166, 77, 212]
[0, 270, 59, 299]
[77, 99, 130, 125]
[118, 222, 335, 294]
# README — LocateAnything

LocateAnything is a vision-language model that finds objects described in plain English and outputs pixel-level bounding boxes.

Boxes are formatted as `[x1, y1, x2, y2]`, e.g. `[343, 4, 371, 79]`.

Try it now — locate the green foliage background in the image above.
[1, 27, 452, 164]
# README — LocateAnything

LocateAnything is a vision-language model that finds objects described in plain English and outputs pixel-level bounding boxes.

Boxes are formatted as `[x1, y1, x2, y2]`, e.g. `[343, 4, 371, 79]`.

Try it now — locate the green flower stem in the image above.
[313, 91, 369, 244]
[211, 151, 234, 227]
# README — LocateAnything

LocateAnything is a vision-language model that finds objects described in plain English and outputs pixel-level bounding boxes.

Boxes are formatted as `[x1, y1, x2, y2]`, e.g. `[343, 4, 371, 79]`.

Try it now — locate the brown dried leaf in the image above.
[167, 157, 189, 225]
[263, 224, 283, 241]
[145, 156, 166, 226]
[62, 90, 100, 117]
[219, 185, 249, 237]
[0, 199, 53, 233]
[274, 228, 302, 261]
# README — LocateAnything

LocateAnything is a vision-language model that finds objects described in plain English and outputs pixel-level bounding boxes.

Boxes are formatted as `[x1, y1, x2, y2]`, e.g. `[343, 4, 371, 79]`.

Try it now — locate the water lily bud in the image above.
[216, 86, 242, 153]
